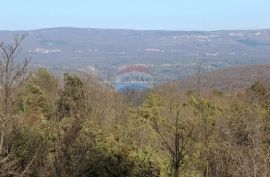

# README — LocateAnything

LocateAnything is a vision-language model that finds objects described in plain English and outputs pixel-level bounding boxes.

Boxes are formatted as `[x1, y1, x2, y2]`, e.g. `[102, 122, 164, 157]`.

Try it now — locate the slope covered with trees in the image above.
[0, 35, 270, 177]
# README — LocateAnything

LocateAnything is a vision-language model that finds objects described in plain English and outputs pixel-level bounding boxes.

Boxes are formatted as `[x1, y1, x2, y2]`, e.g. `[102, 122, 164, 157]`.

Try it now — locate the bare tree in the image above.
[196, 59, 204, 97]
[141, 88, 197, 177]
[0, 33, 30, 155]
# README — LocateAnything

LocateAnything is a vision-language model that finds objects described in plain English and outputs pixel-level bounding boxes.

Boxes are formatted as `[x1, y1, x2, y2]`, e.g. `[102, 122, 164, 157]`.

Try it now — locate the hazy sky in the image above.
[1, 0, 270, 30]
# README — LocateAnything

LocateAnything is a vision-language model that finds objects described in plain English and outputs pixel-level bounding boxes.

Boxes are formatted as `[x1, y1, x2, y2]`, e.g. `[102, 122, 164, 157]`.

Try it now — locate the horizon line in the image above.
[1, 26, 270, 32]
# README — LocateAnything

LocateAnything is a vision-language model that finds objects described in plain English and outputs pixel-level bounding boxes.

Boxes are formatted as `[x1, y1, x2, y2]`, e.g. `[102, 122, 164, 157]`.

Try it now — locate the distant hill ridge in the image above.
[0, 27, 270, 80]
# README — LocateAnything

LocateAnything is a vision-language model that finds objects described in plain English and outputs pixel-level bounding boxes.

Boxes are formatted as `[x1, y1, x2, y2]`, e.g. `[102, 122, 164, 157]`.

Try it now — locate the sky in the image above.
[1, 0, 270, 31]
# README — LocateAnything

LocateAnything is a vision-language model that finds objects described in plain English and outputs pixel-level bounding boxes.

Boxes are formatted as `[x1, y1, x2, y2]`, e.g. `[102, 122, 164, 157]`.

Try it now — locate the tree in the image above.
[18, 82, 49, 117]
[0, 34, 30, 162]
[196, 60, 204, 96]
[56, 73, 88, 119]
[33, 68, 58, 97]
[54, 74, 89, 176]
[189, 96, 221, 176]
[140, 92, 197, 177]
[68, 127, 161, 177]
[32, 68, 59, 118]
[0, 34, 31, 115]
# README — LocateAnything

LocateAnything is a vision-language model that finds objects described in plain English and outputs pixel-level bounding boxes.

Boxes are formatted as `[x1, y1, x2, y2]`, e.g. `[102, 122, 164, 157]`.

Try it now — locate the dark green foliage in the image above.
[18, 83, 49, 116]
[70, 134, 159, 177]
[4, 126, 53, 177]
[33, 68, 59, 116]
[2, 68, 270, 177]
[33, 68, 58, 96]
[189, 96, 220, 126]
[70, 142, 135, 177]
[249, 81, 267, 96]
[56, 73, 87, 119]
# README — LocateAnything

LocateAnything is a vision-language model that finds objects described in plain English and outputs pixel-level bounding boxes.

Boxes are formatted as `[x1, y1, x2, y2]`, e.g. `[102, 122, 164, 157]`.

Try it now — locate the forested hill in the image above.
[0, 34, 270, 176]
[1, 27, 270, 80]
[175, 64, 270, 91]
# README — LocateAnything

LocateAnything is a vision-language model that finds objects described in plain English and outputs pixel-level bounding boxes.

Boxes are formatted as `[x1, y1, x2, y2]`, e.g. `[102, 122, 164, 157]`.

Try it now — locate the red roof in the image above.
[117, 65, 150, 75]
